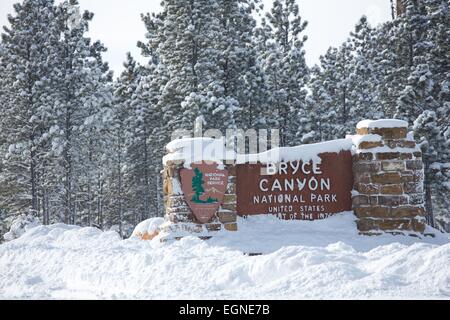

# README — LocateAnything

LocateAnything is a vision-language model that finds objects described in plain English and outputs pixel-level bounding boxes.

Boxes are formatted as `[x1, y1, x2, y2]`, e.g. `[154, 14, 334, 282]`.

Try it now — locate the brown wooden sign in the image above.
[180, 162, 228, 223]
[236, 151, 353, 220]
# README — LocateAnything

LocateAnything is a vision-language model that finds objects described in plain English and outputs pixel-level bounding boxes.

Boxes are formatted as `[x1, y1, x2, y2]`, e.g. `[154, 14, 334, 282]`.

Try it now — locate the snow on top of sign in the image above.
[163, 151, 232, 169]
[164, 137, 353, 166]
[357, 119, 408, 129]
[347, 134, 382, 147]
[236, 139, 353, 164]
[166, 137, 219, 153]
[163, 137, 235, 168]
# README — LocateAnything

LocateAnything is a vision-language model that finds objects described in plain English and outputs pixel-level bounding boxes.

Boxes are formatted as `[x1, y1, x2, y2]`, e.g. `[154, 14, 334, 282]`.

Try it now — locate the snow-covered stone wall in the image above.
[160, 119, 429, 240]
[351, 120, 428, 235]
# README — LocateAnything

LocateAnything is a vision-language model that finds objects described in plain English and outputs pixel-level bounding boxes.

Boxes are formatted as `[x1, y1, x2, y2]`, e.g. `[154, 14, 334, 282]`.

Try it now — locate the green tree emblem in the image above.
[191, 168, 218, 204]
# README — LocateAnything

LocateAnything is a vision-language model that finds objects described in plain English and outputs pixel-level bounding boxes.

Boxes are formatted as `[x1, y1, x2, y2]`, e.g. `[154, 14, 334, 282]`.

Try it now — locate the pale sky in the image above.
[0, 0, 392, 77]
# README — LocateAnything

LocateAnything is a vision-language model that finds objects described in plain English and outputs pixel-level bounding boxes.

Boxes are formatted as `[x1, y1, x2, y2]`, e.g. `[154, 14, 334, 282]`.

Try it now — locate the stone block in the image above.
[401, 171, 423, 183]
[402, 141, 417, 148]
[403, 182, 424, 194]
[167, 212, 195, 223]
[411, 219, 426, 233]
[381, 161, 405, 172]
[400, 153, 413, 160]
[165, 196, 188, 208]
[221, 203, 237, 211]
[356, 183, 380, 195]
[224, 223, 238, 232]
[357, 218, 414, 232]
[359, 141, 384, 149]
[354, 173, 371, 184]
[166, 205, 192, 214]
[354, 206, 391, 218]
[218, 211, 237, 223]
[377, 152, 400, 160]
[206, 224, 222, 232]
[353, 162, 381, 173]
[181, 223, 204, 233]
[380, 184, 403, 195]
[370, 127, 407, 139]
[406, 160, 423, 170]
[356, 128, 370, 135]
[354, 153, 374, 161]
[371, 172, 402, 184]
[223, 194, 237, 204]
[369, 196, 378, 205]
[391, 206, 425, 218]
[165, 159, 184, 166]
[377, 195, 408, 206]
[352, 195, 369, 206]
[385, 140, 416, 149]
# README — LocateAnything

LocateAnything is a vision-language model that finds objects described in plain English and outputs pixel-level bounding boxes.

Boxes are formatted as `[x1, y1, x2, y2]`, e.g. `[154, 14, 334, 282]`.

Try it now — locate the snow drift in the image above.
[0, 212, 449, 299]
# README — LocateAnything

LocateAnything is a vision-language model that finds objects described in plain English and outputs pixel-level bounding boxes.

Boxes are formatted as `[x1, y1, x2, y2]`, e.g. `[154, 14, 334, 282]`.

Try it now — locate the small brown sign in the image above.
[236, 151, 353, 220]
[180, 162, 228, 224]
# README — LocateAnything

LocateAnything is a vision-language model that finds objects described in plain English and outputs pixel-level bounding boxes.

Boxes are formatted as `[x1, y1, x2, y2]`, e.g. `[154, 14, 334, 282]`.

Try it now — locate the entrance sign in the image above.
[162, 120, 427, 238]
[180, 162, 228, 223]
[236, 152, 353, 220]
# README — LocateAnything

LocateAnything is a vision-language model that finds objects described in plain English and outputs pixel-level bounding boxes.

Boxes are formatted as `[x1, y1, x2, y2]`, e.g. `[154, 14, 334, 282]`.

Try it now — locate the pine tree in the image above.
[349, 16, 384, 121]
[211, 0, 269, 133]
[51, 0, 113, 225]
[306, 64, 332, 142]
[386, 0, 450, 229]
[129, 40, 165, 221]
[395, 0, 436, 122]
[413, 110, 448, 228]
[262, 0, 309, 146]
[0, 0, 113, 232]
[307, 42, 355, 141]
[154, 0, 224, 134]
[106, 53, 140, 237]
[0, 0, 61, 223]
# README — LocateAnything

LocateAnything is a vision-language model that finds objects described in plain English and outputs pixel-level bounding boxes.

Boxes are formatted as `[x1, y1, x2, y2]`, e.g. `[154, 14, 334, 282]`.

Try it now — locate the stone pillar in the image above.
[160, 159, 238, 241]
[352, 121, 428, 235]
[220, 163, 238, 231]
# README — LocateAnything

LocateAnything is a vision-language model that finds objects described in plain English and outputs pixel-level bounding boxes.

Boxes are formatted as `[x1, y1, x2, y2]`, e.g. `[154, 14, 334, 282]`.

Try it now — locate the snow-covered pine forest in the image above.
[0, 0, 449, 240]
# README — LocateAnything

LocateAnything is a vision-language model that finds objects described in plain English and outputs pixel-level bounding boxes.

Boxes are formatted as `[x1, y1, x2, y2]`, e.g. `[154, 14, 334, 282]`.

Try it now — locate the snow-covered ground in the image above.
[0, 212, 449, 300]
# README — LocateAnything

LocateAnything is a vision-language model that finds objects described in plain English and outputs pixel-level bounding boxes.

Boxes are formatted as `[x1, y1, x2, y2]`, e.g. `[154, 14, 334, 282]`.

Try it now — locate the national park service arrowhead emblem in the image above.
[180, 162, 228, 224]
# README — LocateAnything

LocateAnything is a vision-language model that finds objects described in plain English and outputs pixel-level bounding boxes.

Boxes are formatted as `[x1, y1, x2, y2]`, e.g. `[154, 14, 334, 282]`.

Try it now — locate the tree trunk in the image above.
[118, 130, 123, 238]
[97, 174, 103, 229]
[342, 86, 347, 122]
[156, 174, 161, 217]
[396, 0, 406, 17]
[391, 0, 396, 19]
[143, 132, 150, 220]
[425, 183, 434, 227]
[424, 161, 435, 227]
[30, 146, 38, 213]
